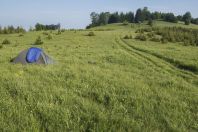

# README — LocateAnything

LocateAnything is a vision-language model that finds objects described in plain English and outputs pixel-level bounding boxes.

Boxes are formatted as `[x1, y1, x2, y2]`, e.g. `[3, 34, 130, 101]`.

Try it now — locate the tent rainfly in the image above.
[11, 47, 54, 65]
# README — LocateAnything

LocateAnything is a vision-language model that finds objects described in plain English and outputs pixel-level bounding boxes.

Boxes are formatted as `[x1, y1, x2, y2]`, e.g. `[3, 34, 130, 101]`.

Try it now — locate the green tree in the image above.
[119, 12, 125, 22]
[142, 7, 151, 20]
[98, 12, 110, 25]
[164, 13, 178, 23]
[126, 12, 134, 23]
[177, 15, 183, 21]
[108, 12, 120, 24]
[135, 8, 144, 23]
[148, 19, 153, 27]
[35, 23, 44, 31]
[183, 12, 192, 25]
[151, 11, 161, 20]
[90, 12, 99, 26]
[191, 18, 198, 25]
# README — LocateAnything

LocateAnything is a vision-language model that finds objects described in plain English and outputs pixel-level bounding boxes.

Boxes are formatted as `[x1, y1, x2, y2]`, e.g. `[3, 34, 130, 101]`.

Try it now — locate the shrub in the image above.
[0, 44, 3, 49]
[161, 37, 168, 44]
[195, 39, 198, 46]
[135, 29, 144, 33]
[47, 34, 53, 40]
[87, 32, 95, 36]
[185, 20, 191, 25]
[183, 40, 190, 46]
[2, 39, 11, 45]
[18, 33, 24, 37]
[135, 28, 152, 34]
[34, 36, 43, 45]
[147, 32, 155, 38]
[148, 19, 154, 27]
[150, 37, 161, 42]
[138, 27, 198, 46]
[56, 30, 61, 35]
[43, 32, 49, 35]
[123, 35, 132, 39]
[143, 28, 152, 32]
[123, 20, 129, 25]
[135, 34, 147, 41]
[61, 29, 65, 32]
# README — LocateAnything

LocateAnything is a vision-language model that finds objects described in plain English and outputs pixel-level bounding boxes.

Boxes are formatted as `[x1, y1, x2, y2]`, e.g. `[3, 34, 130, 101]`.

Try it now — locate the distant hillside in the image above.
[87, 7, 198, 29]
[89, 20, 198, 31]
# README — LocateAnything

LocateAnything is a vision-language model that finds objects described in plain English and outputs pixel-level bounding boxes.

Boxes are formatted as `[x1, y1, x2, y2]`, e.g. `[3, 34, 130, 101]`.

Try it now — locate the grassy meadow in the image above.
[0, 21, 198, 131]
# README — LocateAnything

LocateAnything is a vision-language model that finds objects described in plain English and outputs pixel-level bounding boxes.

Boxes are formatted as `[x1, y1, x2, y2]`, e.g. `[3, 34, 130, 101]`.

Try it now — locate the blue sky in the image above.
[0, 0, 198, 29]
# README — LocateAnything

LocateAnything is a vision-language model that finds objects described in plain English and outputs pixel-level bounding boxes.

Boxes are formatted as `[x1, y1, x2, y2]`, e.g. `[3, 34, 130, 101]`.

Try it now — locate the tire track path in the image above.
[115, 36, 198, 86]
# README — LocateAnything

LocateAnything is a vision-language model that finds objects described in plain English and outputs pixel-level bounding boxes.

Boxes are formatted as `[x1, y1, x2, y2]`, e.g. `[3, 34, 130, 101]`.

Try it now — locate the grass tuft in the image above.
[2, 39, 11, 45]
[34, 36, 44, 45]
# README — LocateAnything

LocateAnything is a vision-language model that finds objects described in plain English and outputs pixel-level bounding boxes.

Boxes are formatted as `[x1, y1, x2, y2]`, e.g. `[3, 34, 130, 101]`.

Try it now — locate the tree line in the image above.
[35, 23, 61, 31]
[0, 26, 26, 34]
[87, 7, 198, 28]
[0, 23, 61, 34]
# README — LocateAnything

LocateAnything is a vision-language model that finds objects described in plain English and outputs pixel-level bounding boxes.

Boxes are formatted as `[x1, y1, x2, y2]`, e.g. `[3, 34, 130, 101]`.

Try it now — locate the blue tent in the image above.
[12, 47, 54, 64]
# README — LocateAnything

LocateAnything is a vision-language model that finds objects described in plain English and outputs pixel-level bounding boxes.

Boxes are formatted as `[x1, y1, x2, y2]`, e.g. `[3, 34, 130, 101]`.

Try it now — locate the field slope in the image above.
[0, 21, 198, 131]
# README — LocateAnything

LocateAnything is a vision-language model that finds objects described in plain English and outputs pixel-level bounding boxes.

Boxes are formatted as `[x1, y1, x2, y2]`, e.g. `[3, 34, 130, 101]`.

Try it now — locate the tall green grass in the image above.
[0, 22, 198, 131]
